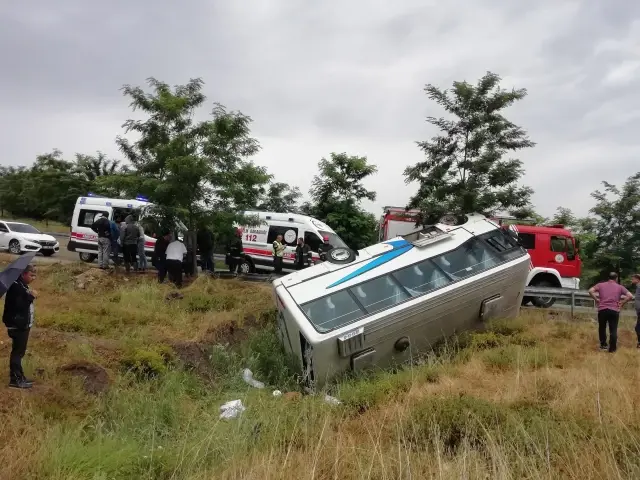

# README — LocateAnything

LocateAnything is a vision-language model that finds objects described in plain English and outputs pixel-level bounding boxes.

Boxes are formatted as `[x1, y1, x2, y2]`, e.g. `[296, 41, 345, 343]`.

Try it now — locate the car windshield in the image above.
[6, 223, 41, 234]
[319, 231, 348, 249]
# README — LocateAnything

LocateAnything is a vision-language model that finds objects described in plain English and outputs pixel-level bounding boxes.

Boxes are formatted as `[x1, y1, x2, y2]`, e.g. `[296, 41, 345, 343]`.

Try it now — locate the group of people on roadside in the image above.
[589, 272, 640, 353]
[91, 213, 148, 273]
[272, 234, 314, 273]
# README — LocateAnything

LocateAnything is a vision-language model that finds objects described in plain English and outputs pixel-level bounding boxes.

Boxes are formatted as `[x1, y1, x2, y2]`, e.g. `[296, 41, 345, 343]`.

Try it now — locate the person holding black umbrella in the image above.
[3, 263, 37, 389]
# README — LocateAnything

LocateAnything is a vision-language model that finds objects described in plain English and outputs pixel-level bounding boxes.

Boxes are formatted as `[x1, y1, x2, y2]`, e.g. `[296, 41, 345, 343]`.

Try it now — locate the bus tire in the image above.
[325, 247, 357, 265]
[531, 279, 557, 308]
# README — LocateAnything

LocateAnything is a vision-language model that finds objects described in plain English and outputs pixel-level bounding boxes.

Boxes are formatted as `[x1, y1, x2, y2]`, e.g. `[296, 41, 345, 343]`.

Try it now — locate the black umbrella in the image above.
[0, 252, 36, 299]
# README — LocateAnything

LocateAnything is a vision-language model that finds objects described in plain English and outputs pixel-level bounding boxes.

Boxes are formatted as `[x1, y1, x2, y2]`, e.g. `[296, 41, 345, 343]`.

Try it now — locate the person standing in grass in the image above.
[109, 217, 121, 267]
[632, 274, 640, 348]
[165, 234, 187, 287]
[2, 264, 37, 389]
[137, 220, 147, 272]
[90, 213, 111, 269]
[152, 230, 171, 283]
[272, 234, 286, 273]
[589, 272, 634, 353]
[120, 215, 141, 273]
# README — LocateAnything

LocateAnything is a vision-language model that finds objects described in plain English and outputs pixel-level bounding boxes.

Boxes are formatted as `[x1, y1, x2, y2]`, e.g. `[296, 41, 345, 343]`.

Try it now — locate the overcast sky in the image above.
[1, 0, 638, 218]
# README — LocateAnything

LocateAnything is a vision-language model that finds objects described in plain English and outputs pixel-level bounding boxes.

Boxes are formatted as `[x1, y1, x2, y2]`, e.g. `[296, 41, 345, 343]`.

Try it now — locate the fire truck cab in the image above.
[378, 207, 582, 308]
[502, 223, 581, 307]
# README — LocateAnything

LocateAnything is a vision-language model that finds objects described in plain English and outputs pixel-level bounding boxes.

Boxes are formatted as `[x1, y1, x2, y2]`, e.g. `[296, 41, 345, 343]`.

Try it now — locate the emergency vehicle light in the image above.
[87, 192, 105, 198]
[135, 195, 150, 202]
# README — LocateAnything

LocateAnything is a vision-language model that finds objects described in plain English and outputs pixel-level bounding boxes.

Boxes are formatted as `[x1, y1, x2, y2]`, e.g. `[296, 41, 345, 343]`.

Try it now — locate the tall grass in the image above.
[1, 263, 640, 479]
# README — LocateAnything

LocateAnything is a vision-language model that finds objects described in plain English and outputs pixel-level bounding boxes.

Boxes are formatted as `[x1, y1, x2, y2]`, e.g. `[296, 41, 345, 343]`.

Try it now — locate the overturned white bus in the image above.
[272, 213, 531, 388]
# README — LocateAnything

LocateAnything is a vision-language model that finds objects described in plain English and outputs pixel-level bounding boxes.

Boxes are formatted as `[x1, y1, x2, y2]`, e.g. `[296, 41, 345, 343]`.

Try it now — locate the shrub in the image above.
[487, 317, 527, 336]
[120, 345, 175, 379]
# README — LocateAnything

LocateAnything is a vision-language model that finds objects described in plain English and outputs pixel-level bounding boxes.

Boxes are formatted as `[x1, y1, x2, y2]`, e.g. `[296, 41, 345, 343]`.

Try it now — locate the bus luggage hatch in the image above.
[480, 295, 503, 322]
[351, 348, 376, 372]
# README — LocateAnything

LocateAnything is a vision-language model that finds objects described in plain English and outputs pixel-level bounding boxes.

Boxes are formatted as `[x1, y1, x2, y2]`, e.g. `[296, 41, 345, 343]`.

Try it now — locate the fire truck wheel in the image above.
[531, 280, 557, 308]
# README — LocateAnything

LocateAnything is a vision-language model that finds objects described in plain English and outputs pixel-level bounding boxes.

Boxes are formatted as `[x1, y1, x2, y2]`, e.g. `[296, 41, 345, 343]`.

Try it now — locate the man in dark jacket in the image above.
[91, 213, 111, 269]
[152, 231, 171, 283]
[3, 264, 37, 389]
[295, 237, 312, 270]
[226, 229, 244, 274]
[197, 226, 215, 273]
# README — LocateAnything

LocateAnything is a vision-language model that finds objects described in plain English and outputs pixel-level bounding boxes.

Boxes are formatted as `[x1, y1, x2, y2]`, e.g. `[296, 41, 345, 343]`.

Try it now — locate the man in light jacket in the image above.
[137, 221, 147, 272]
[272, 234, 286, 273]
[90, 213, 111, 269]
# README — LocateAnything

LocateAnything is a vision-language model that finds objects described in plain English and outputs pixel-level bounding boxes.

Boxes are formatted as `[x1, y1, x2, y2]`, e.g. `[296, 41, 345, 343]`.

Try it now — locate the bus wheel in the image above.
[325, 247, 357, 265]
[531, 280, 556, 308]
[79, 252, 97, 263]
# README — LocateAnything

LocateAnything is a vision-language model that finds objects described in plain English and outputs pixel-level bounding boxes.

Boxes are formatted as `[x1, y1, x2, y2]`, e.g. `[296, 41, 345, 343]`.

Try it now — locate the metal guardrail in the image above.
[523, 286, 635, 317]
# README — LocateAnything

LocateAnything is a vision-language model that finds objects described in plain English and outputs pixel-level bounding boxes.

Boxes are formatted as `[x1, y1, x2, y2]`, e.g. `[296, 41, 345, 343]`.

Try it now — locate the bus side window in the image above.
[304, 231, 323, 252]
[433, 238, 499, 279]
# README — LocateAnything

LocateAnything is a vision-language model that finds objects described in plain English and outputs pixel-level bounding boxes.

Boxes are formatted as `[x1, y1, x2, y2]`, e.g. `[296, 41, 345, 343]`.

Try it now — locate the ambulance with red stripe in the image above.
[379, 207, 582, 308]
[237, 211, 349, 274]
[68, 194, 186, 263]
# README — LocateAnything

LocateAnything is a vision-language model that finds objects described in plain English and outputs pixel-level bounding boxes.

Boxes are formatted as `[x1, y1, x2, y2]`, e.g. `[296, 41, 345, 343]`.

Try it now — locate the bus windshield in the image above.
[319, 231, 347, 249]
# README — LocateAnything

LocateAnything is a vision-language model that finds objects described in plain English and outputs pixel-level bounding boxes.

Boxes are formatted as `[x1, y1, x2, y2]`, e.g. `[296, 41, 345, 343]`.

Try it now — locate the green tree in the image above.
[74, 152, 122, 183]
[582, 173, 640, 284]
[257, 182, 302, 212]
[305, 152, 378, 249]
[114, 77, 264, 273]
[405, 71, 535, 224]
[551, 207, 577, 227]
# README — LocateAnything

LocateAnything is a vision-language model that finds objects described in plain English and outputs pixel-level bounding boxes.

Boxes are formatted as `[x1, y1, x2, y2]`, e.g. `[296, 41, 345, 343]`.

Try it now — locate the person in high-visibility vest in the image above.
[272, 234, 286, 273]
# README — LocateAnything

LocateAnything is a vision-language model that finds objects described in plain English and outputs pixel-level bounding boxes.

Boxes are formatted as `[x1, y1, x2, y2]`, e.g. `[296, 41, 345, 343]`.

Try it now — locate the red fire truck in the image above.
[378, 207, 582, 308]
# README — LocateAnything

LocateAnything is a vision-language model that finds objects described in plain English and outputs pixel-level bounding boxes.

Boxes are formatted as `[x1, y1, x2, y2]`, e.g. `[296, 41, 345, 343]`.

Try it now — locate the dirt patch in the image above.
[74, 268, 110, 289]
[58, 361, 110, 394]
[171, 341, 213, 381]
[202, 314, 263, 347]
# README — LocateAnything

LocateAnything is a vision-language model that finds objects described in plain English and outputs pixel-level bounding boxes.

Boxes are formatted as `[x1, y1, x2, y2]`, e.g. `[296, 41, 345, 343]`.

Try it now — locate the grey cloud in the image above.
[1, 0, 639, 218]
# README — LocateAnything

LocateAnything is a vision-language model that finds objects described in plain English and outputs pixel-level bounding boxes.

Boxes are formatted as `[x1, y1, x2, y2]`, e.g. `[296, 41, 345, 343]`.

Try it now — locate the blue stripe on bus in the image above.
[326, 239, 414, 289]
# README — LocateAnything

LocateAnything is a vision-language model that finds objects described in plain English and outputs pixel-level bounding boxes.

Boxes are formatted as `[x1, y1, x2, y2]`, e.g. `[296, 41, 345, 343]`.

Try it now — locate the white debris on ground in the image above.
[323, 394, 342, 405]
[219, 368, 341, 420]
[219, 400, 246, 419]
[242, 368, 265, 389]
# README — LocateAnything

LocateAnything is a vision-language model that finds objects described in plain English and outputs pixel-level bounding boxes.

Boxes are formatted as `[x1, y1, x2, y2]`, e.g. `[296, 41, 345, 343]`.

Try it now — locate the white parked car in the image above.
[0, 220, 60, 256]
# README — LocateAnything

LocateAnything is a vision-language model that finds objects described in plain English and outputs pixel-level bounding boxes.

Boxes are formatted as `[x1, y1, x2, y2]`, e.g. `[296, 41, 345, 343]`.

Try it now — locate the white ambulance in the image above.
[237, 211, 349, 274]
[68, 194, 186, 263]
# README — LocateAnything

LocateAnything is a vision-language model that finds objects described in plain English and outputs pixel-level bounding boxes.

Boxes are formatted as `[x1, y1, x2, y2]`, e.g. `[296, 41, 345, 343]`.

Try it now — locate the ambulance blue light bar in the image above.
[135, 195, 150, 202]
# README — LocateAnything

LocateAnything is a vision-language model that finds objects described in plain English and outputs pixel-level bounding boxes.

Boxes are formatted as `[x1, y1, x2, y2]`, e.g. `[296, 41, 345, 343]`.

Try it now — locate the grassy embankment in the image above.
[1, 254, 640, 479]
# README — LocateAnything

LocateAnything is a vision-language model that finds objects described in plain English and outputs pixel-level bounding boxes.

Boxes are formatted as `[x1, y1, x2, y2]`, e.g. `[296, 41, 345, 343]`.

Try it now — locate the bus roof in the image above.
[278, 213, 500, 302]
